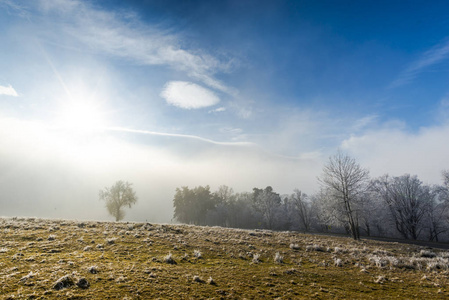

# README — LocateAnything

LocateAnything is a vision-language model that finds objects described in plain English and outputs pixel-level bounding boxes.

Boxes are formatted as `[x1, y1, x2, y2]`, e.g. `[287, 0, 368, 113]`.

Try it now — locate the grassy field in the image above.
[1, 217, 449, 299]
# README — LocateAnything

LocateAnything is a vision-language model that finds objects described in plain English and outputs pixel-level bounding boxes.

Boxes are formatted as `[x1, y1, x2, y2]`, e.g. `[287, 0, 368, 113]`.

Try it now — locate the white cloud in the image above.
[0, 84, 18, 97]
[341, 124, 449, 184]
[160, 81, 220, 109]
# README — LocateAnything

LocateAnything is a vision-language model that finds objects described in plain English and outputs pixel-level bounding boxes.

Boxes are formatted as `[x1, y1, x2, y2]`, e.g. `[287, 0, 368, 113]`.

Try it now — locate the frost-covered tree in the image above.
[371, 174, 432, 240]
[425, 189, 449, 242]
[99, 180, 137, 221]
[359, 190, 390, 237]
[318, 152, 370, 240]
[423, 171, 449, 241]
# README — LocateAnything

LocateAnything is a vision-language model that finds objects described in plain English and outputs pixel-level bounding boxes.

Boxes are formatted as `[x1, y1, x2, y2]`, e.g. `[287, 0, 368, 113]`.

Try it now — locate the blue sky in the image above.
[1, 0, 449, 221]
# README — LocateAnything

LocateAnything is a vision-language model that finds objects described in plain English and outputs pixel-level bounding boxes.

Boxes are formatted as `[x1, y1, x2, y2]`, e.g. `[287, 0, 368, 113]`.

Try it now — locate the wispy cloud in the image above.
[30, 0, 236, 95]
[391, 39, 449, 88]
[352, 114, 378, 132]
[160, 81, 220, 109]
[0, 84, 18, 97]
[209, 107, 226, 113]
[220, 127, 242, 135]
[0, 0, 28, 17]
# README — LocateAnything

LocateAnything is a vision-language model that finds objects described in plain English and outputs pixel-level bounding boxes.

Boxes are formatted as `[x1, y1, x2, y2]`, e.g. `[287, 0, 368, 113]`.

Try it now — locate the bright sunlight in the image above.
[54, 100, 107, 135]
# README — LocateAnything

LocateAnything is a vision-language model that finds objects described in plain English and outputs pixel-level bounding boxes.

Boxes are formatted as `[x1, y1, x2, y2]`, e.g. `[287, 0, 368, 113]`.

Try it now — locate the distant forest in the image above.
[172, 152, 449, 242]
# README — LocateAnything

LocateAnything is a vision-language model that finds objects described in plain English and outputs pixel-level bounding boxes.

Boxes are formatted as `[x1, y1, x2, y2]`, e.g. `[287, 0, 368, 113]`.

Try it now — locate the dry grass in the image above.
[1, 217, 449, 299]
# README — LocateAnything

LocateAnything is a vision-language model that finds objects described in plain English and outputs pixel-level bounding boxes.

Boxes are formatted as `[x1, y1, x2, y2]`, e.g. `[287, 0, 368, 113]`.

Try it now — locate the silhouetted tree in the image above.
[99, 180, 137, 221]
[173, 185, 216, 225]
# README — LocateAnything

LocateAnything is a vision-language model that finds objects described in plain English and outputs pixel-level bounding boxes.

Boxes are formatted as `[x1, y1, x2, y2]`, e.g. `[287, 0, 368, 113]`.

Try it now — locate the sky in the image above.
[1, 0, 449, 222]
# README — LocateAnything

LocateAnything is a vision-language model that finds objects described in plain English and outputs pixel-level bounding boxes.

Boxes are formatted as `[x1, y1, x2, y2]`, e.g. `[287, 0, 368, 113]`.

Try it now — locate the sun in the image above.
[54, 100, 108, 135]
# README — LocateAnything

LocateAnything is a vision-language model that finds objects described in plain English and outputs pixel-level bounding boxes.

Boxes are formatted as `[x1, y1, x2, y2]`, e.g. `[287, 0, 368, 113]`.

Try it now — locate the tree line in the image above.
[172, 152, 449, 241]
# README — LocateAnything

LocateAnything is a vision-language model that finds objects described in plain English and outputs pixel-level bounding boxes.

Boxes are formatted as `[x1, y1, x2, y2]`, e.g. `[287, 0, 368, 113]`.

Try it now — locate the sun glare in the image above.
[55, 100, 107, 135]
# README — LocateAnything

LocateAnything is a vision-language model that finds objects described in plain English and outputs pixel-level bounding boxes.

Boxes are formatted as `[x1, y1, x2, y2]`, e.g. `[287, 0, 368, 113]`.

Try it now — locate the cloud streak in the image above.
[391, 39, 449, 88]
[0, 84, 18, 97]
[106, 126, 254, 147]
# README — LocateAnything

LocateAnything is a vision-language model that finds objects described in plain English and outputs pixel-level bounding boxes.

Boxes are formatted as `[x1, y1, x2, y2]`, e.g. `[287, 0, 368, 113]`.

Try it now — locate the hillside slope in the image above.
[1, 217, 448, 299]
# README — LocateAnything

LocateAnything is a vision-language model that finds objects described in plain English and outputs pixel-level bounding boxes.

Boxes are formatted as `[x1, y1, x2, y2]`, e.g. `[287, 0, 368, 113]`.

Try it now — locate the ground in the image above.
[1, 217, 449, 299]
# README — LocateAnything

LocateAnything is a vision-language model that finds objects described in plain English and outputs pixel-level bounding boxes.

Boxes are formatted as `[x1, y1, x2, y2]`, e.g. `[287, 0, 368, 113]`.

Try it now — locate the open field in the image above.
[1, 218, 449, 299]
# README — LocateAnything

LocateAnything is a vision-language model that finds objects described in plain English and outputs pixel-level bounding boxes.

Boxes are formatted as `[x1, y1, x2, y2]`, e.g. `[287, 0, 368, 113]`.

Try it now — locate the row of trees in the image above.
[172, 152, 449, 241]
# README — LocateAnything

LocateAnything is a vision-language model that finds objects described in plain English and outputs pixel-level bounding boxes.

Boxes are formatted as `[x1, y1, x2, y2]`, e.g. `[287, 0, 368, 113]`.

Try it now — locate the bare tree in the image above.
[318, 152, 370, 240]
[426, 189, 449, 242]
[291, 189, 312, 232]
[371, 174, 431, 240]
[425, 171, 449, 241]
[99, 180, 137, 221]
[215, 185, 235, 202]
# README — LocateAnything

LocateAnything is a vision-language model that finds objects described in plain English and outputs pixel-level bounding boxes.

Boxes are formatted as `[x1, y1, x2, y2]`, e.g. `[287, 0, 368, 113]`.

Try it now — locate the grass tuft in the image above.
[164, 252, 176, 264]
[274, 252, 283, 264]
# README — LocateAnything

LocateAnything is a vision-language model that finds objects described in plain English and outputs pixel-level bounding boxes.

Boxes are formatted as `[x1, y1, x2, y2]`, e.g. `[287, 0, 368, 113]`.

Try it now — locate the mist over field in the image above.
[0, 116, 322, 222]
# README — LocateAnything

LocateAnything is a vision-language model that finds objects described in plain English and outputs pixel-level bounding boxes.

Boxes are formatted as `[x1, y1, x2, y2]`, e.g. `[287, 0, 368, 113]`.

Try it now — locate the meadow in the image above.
[1, 217, 449, 299]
